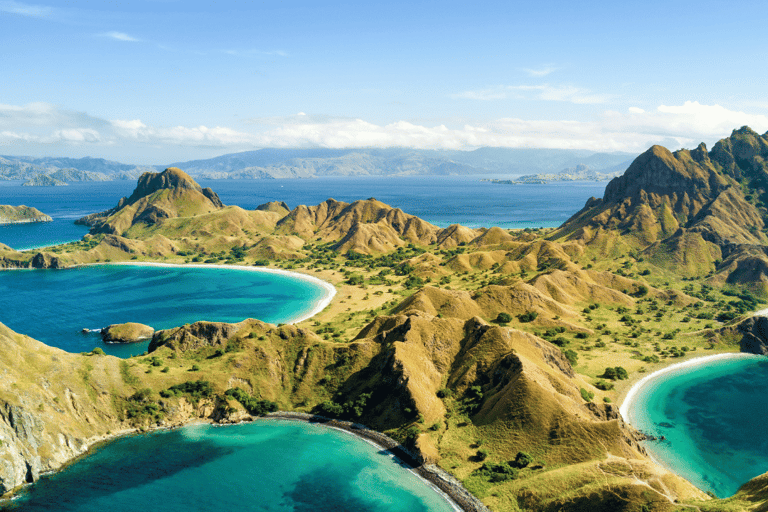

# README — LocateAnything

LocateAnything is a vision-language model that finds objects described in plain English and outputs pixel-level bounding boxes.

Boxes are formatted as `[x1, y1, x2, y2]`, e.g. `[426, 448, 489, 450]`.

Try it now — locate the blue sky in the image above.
[2, 0, 768, 164]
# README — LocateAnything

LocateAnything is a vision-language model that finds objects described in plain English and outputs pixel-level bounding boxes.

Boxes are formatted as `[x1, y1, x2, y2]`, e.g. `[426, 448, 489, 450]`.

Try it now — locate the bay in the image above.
[624, 354, 768, 497]
[4, 420, 457, 512]
[0, 264, 328, 358]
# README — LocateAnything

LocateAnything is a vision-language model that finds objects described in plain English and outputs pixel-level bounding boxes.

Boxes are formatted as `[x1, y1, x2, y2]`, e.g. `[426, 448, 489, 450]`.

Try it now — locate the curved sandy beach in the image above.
[619, 352, 761, 425]
[89, 261, 337, 325]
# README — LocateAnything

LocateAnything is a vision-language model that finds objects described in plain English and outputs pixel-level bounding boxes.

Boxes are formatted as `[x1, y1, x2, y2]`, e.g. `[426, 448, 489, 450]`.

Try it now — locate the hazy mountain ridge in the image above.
[0, 148, 635, 183]
[0, 155, 153, 183]
[170, 147, 636, 179]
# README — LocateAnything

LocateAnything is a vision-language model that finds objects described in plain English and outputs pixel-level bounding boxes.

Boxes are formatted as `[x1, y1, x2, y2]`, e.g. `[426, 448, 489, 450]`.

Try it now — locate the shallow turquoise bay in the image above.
[0, 264, 328, 357]
[5, 420, 457, 512]
[626, 355, 768, 497]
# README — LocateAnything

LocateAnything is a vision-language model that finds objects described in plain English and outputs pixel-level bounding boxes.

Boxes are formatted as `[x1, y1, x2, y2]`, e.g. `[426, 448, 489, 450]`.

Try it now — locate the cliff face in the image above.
[0, 206, 52, 225]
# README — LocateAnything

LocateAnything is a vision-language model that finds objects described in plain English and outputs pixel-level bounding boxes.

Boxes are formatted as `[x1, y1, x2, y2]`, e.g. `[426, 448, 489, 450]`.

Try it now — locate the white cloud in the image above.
[1, 101, 767, 160]
[521, 65, 557, 77]
[101, 31, 139, 42]
[0, 1, 51, 17]
[452, 84, 610, 104]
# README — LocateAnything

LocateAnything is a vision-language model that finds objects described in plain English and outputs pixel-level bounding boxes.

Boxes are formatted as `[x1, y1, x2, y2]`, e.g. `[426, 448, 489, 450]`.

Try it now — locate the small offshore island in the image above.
[4, 127, 768, 511]
[0, 206, 52, 226]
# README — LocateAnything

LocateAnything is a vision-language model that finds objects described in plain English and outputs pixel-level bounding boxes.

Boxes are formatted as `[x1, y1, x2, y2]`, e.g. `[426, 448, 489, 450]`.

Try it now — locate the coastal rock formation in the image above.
[735, 314, 768, 354]
[0, 206, 52, 225]
[101, 323, 155, 343]
[0, 323, 128, 494]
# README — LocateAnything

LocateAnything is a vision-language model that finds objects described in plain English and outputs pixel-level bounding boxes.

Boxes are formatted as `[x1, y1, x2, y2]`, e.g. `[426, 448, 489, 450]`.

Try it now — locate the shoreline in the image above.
[7, 412, 485, 512]
[259, 412, 489, 512]
[618, 352, 760, 425]
[85, 261, 337, 325]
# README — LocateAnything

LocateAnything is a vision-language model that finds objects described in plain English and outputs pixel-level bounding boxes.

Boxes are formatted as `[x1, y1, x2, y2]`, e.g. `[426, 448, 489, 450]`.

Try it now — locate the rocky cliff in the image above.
[551, 127, 768, 290]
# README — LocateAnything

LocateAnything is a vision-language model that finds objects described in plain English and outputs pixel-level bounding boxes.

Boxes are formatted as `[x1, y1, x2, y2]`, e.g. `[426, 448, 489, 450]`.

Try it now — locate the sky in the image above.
[2, 0, 768, 164]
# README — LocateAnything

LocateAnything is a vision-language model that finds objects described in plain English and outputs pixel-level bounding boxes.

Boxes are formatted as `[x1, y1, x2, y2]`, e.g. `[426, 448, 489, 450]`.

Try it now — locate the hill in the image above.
[2, 148, 768, 510]
[550, 127, 768, 293]
[0, 206, 52, 225]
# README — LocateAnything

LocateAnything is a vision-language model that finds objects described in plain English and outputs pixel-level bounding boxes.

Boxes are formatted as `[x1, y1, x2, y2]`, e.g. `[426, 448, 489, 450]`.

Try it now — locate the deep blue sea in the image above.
[4, 420, 457, 512]
[625, 354, 768, 497]
[0, 264, 327, 358]
[0, 177, 607, 250]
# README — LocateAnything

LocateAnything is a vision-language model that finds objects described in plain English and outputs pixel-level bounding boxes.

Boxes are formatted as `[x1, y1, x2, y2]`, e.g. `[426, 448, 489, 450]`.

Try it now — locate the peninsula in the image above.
[0, 205, 52, 225]
[3, 127, 768, 511]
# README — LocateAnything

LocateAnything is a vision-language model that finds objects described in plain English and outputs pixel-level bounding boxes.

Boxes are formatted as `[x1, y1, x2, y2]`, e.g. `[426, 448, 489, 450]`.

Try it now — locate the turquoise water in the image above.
[4, 420, 457, 512]
[0, 264, 328, 358]
[626, 355, 768, 497]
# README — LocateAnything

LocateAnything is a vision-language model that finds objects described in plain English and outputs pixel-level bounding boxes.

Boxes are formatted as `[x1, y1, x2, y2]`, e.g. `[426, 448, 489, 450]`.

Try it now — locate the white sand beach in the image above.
[89, 261, 337, 325]
[619, 352, 760, 425]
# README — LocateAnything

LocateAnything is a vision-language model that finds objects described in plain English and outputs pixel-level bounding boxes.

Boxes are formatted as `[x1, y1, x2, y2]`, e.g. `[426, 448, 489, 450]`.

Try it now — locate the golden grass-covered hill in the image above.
[0, 205, 52, 225]
[3, 139, 768, 511]
[551, 127, 768, 292]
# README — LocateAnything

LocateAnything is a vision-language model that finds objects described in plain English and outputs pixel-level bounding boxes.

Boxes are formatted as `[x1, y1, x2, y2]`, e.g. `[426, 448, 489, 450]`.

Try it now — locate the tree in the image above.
[496, 312, 512, 324]
[514, 451, 533, 468]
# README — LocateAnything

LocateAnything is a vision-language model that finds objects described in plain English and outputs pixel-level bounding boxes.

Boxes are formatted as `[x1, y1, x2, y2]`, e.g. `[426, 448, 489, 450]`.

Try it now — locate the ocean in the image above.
[5, 420, 457, 512]
[0, 264, 328, 358]
[0, 177, 607, 250]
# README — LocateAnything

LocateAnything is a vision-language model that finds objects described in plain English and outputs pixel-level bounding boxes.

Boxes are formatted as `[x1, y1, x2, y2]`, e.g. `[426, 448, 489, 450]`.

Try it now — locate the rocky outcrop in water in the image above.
[101, 323, 155, 343]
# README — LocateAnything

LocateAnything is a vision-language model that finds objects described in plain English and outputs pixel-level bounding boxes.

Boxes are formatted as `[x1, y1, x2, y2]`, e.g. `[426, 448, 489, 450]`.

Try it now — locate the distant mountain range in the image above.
[0, 148, 636, 184]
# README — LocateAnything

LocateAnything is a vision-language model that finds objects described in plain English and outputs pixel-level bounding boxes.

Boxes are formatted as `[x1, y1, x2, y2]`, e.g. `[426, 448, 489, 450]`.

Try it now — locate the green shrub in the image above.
[225, 387, 278, 416]
[518, 311, 538, 323]
[473, 462, 518, 482]
[580, 388, 594, 402]
[513, 451, 533, 468]
[160, 380, 214, 401]
[495, 312, 512, 324]
[564, 350, 578, 367]
[90, 347, 105, 356]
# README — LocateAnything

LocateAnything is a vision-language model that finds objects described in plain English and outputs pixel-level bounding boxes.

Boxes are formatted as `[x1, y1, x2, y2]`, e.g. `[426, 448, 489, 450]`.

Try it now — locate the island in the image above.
[0, 205, 53, 225]
[21, 173, 68, 187]
[3, 126, 768, 511]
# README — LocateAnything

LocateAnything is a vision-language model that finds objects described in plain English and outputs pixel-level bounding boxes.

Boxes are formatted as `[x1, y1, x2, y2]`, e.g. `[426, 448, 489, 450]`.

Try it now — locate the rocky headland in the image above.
[0, 205, 52, 225]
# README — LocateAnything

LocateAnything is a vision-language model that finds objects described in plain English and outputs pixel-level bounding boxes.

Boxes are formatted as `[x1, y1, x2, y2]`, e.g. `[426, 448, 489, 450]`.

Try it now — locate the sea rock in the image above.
[101, 323, 155, 343]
